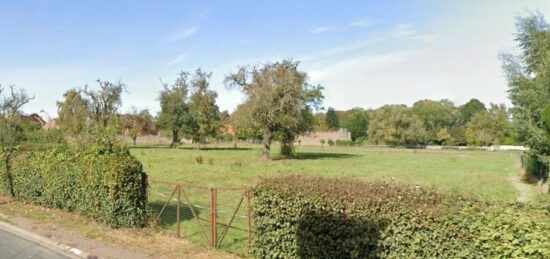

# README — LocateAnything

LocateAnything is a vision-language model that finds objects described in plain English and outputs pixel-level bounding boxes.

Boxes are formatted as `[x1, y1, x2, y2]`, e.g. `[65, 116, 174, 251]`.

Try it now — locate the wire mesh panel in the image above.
[148, 180, 252, 256]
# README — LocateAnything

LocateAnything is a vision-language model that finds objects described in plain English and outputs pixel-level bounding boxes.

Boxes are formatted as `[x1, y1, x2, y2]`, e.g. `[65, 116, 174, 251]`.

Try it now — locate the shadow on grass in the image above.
[130, 145, 253, 151]
[149, 200, 203, 227]
[273, 152, 359, 161]
[177, 147, 253, 151]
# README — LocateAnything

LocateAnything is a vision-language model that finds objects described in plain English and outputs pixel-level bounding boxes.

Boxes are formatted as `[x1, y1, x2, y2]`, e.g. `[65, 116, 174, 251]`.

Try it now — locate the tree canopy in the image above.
[225, 59, 323, 158]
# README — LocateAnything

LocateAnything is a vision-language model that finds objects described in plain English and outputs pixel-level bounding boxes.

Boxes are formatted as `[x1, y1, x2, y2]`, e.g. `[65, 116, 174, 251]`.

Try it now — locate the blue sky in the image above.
[1, 0, 550, 119]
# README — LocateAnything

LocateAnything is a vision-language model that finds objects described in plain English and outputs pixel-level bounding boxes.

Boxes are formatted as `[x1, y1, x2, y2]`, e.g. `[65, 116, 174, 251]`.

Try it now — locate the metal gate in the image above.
[148, 180, 252, 255]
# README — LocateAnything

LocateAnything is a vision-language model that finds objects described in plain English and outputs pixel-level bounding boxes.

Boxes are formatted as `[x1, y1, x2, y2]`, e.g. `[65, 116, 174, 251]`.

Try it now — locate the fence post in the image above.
[210, 188, 218, 248]
[177, 185, 181, 238]
[246, 188, 252, 252]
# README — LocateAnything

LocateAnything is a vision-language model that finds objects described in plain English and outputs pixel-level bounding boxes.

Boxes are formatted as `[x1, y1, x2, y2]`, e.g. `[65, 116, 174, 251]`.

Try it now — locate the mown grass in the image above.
[131, 144, 526, 255]
[132, 144, 523, 201]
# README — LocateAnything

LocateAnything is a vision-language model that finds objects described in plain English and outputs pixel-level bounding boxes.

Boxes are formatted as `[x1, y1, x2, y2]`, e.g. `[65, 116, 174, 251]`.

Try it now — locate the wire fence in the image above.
[148, 180, 252, 255]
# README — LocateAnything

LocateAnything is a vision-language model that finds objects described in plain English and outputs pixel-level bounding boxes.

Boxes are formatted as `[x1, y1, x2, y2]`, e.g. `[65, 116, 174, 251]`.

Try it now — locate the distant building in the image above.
[43, 119, 60, 130]
[21, 113, 47, 126]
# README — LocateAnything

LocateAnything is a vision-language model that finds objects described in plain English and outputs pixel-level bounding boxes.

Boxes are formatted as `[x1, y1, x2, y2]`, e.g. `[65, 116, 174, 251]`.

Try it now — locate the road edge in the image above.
[0, 212, 91, 259]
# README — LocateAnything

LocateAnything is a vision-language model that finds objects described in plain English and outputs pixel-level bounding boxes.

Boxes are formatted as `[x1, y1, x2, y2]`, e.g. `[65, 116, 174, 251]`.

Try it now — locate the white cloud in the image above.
[349, 18, 372, 28]
[166, 27, 199, 41]
[166, 52, 188, 66]
[310, 26, 337, 34]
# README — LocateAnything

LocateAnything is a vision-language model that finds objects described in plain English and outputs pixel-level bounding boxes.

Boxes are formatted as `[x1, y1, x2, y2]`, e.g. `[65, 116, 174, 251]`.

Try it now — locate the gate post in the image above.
[177, 185, 181, 238]
[210, 188, 218, 247]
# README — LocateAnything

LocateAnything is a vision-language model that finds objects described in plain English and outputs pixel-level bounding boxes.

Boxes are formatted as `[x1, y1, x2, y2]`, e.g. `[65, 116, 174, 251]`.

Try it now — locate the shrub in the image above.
[354, 136, 368, 146]
[252, 176, 550, 258]
[327, 139, 335, 146]
[335, 140, 353, 146]
[0, 144, 148, 228]
[320, 139, 326, 147]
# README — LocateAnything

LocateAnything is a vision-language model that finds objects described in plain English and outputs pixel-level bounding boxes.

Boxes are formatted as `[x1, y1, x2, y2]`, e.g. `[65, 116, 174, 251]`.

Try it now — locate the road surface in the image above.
[0, 228, 68, 259]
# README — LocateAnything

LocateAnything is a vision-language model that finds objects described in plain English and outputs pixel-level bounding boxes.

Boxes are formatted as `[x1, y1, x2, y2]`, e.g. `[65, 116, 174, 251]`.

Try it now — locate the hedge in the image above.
[0, 144, 148, 228]
[253, 176, 550, 258]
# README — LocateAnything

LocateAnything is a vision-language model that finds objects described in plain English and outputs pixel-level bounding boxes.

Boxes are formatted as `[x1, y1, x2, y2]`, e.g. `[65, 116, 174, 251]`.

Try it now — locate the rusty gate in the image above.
[148, 180, 252, 255]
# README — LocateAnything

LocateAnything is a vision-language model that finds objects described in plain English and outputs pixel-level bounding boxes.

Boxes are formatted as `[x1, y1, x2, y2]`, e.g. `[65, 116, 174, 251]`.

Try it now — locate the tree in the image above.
[0, 84, 34, 119]
[80, 80, 125, 128]
[412, 99, 456, 143]
[465, 104, 512, 146]
[225, 60, 324, 159]
[368, 105, 426, 146]
[325, 107, 339, 130]
[502, 13, 550, 157]
[343, 109, 368, 141]
[57, 89, 89, 135]
[123, 108, 155, 146]
[188, 69, 220, 146]
[458, 99, 486, 124]
[157, 72, 192, 148]
[436, 128, 452, 145]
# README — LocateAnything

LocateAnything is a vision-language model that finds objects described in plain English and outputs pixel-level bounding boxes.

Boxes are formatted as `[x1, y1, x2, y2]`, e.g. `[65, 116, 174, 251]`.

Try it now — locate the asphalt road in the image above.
[0, 228, 68, 259]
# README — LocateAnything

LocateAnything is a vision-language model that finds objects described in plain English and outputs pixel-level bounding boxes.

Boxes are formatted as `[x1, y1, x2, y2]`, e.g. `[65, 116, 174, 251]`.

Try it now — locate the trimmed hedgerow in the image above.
[0, 144, 148, 228]
[252, 176, 550, 258]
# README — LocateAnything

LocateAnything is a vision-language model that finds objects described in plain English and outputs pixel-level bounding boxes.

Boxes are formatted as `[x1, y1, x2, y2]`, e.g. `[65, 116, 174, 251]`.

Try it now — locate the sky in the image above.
[1, 0, 550, 119]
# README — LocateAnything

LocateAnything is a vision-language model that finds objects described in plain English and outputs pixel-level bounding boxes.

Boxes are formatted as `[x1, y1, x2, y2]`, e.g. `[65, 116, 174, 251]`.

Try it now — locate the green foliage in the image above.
[325, 107, 339, 130]
[188, 69, 221, 144]
[225, 59, 324, 159]
[502, 13, 550, 181]
[342, 109, 368, 141]
[157, 71, 192, 148]
[0, 144, 148, 228]
[368, 105, 426, 145]
[412, 99, 456, 144]
[253, 176, 550, 258]
[458, 99, 487, 124]
[335, 140, 353, 146]
[327, 139, 335, 146]
[57, 88, 89, 135]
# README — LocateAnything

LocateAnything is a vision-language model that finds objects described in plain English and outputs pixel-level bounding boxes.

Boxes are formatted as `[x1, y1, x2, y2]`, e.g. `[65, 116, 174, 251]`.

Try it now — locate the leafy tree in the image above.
[502, 13, 550, 157]
[57, 88, 89, 135]
[123, 108, 155, 146]
[412, 99, 456, 143]
[80, 80, 125, 128]
[436, 128, 452, 145]
[368, 105, 426, 146]
[157, 72, 192, 148]
[325, 107, 339, 130]
[465, 104, 512, 146]
[225, 60, 323, 159]
[458, 99, 486, 124]
[188, 69, 220, 145]
[343, 109, 368, 141]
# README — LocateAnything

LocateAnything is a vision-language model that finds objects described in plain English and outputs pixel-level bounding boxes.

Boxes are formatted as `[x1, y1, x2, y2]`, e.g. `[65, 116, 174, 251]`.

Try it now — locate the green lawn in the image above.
[131, 144, 526, 255]
[132, 144, 523, 201]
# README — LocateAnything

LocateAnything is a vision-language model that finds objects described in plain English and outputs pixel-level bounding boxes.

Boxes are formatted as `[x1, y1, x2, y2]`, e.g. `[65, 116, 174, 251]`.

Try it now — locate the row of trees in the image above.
[315, 98, 513, 146]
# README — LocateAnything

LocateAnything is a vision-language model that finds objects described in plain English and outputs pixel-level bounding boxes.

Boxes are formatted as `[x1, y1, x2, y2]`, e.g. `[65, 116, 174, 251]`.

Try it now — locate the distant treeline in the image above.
[314, 99, 514, 147]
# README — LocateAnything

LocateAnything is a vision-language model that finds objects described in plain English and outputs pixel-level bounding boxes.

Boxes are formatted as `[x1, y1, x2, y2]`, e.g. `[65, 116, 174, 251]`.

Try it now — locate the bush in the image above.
[335, 140, 353, 146]
[0, 144, 148, 228]
[252, 176, 550, 258]
[521, 152, 549, 187]
[354, 136, 368, 146]
[327, 139, 335, 146]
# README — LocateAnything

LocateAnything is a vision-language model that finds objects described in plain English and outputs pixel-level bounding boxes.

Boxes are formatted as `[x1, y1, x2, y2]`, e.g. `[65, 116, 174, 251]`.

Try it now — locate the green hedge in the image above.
[0, 144, 148, 228]
[253, 176, 550, 258]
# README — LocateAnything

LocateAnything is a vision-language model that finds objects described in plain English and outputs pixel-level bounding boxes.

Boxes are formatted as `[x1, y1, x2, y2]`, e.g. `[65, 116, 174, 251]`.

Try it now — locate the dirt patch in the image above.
[0, 198, 237, 259]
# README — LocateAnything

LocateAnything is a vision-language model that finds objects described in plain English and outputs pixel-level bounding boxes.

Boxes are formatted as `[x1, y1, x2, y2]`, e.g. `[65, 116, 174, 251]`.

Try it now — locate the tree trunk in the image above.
[132, 136, 137, 147]
[262, 127, 272, 159]
[171, 129, 179, 148]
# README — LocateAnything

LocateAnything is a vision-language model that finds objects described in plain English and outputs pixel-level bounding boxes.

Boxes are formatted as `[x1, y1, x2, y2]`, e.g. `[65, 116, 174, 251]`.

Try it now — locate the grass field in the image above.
[132, 144, 525, 201]
[130, 144, 531, 254]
